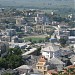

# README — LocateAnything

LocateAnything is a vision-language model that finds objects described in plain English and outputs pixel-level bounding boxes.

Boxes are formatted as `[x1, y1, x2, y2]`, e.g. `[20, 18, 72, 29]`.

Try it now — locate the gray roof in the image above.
[70, 55, 75, 64]
[49, 57, 65, 65]
[42, 43, 60, 52]
[16, 65, 32, 70]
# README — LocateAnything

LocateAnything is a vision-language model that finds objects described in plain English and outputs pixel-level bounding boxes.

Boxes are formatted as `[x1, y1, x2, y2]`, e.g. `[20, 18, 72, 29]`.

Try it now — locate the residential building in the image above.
[15, 65, 42, 75]
[49, 53, 65, 71]
[16, 17, 26, 25]
[16, 65, 32, 75]
[41, 43, 61, 60]
[35, 12, 49, 25]
[36, 56, 50, 75]
[55, 24, 70, 39]
[6, 29, 16, 36]
[68, 28, 75, 36]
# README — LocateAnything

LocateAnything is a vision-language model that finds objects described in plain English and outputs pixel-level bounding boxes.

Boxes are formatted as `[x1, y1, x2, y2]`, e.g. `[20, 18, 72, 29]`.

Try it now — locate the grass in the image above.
[23, 36, 46, 42]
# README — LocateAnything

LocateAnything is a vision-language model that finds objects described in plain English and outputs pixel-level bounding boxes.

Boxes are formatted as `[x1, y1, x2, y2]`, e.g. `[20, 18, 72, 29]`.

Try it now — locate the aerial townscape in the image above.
[0, 0, 75, 75]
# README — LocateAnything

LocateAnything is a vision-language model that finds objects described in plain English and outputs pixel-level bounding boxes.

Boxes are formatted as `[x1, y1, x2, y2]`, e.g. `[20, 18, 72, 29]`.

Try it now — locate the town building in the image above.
[16, 17, 26, 25]
[49, 53, 65, 71]
[36, 56, 50, 75]
[41, 43, 61, 60]
[35, 12, 49, 25]
[55, 25, 70, 39]
[6, 29, 16, 36]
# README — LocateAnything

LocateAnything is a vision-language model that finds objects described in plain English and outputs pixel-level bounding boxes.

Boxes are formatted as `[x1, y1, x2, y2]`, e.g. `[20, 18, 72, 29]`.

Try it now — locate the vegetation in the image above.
[0, 47, 24, 69]
[36, 47, 41, 56]
[2, 73, 13, 75]
[52, 66, 75, 75]
[24, 37, 45, 43]
[59, 38, 67, 47]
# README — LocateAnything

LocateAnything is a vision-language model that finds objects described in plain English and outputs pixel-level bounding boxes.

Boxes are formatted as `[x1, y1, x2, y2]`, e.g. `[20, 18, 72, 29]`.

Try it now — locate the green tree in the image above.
[45, 36, 51, 42]
[7, 55, 23, 69]
[8, 47, 22, 55]
[0, 58, 7, 69]
[2, 73, 13, 75]
[59, 38, 67, 47]
[36, 47, 41, 56]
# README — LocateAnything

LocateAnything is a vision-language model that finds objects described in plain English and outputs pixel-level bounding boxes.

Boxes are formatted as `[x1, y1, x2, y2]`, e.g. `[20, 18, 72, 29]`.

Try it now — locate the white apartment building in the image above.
[41, 43, 61, 60]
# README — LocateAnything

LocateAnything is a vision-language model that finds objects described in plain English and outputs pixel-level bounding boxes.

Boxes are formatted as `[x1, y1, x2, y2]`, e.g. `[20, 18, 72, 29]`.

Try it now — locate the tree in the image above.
[0, 47, 23, 69]
[29, 38, 32, 42]
[8, 47, 22, 55]
[36, 47, 41, 56]
[59, 38, 67, 47]
[2, 73, 13, 75]
[6, 47, 23, 69]
[45, 36, 50, 42]
[7, 55, 23, 69]
[0, 58, 7, 69]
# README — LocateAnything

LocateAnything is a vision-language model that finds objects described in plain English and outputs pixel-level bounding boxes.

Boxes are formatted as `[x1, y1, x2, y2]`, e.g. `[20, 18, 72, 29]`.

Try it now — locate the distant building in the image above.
[55, 24, 70, 39]
[16, 17, 26, 25]
[1, 35, 10, 42]
[35, 12, 49, 25]
[34, 25, 52, 34]
[68, 28, 75, 36]
[6, 29, 16, 36]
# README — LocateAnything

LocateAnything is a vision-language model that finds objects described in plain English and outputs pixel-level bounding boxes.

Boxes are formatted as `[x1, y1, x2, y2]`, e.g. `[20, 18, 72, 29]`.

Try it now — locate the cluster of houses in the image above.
[0, 8, 75, 75]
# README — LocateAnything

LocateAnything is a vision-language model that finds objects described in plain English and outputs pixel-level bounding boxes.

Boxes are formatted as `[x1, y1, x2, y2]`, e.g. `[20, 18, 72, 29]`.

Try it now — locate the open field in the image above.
[23, 35, 47, 42]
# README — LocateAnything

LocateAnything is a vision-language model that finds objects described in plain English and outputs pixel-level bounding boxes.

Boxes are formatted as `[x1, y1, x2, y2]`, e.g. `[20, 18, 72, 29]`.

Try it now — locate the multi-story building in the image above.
[36, 56, 50, 75]
[55, 24, 70, 39]
[34, 25, 52, 34]
[6, 29, 16, 36]
[41, 43, 61, 60]
[35, 12, 49, 25]
[16, 17, 26, 25]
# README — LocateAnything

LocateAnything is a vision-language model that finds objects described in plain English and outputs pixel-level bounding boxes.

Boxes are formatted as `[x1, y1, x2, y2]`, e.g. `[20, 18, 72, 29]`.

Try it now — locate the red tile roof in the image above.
[47, 70, 58, 75]
[38, 56, 47, 62]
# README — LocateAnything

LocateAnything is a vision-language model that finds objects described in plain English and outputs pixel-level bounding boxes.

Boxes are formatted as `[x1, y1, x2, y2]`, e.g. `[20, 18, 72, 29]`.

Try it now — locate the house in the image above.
[0, 69, 18, 75]
[41, 43, 61, 60]
[55, 24, 70, 39]
[36, 56, 50, 75]
[16, 17, 26, 25]
[16, 65, 32, 75]
[60, 46, 73, 57]
[6, 29, 16, 36]
[49, 53, 65, 71]
[16, 65, 42, 75]
[35, 12, 49, 24]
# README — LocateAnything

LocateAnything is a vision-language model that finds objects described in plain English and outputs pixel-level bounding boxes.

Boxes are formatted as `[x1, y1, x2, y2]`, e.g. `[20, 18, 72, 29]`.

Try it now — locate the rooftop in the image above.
[41, 43, 60, 52]
[16, 65, 32, 70]
[49, 57, 65, 65]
